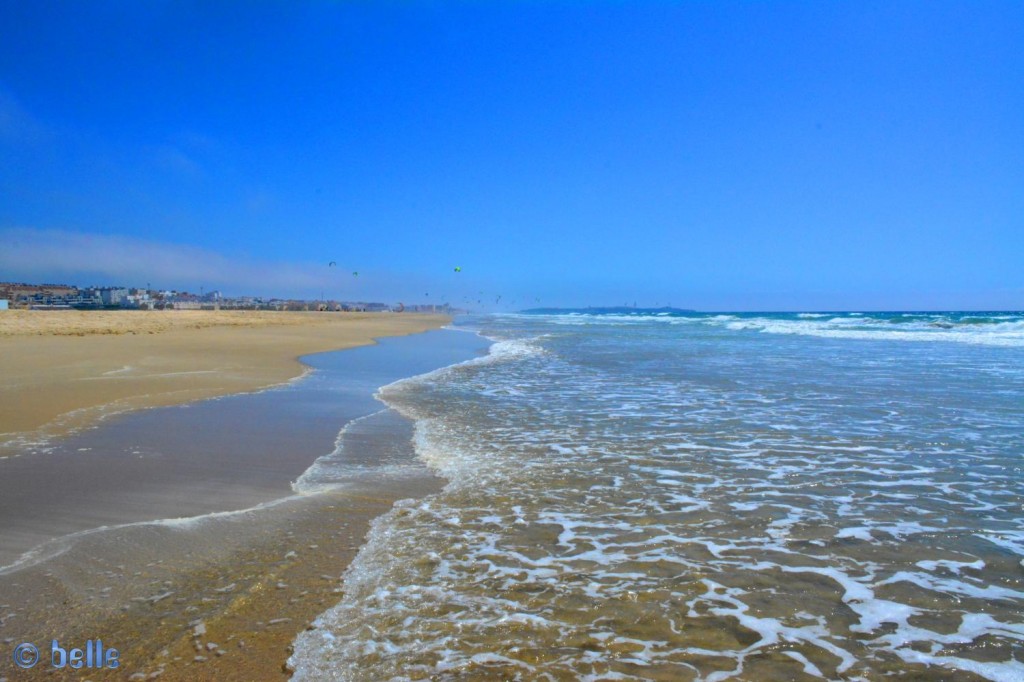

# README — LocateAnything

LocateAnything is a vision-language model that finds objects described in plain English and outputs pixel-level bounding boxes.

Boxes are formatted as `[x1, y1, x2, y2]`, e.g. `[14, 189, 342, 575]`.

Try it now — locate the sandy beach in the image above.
[0, 310, 449, 453]
[0, 310, 475, 680]
[0, 475, 447, 681]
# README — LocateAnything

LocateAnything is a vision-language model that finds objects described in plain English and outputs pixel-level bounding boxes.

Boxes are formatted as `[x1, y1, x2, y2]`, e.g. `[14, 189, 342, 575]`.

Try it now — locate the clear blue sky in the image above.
[1, 1, 1021, 310]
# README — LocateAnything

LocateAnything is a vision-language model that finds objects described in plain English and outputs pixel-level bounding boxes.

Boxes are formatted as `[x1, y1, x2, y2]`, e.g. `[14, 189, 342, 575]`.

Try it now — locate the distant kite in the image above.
[352, 271, 359, 277]
[328, 261, 337, 267]
[454, 266, 462, 273]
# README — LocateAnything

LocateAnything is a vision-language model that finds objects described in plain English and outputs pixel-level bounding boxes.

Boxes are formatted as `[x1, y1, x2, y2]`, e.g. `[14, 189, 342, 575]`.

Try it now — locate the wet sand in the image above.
[0, 310, 449, 454]
[0, 331, 484, 568]
[0, 478, 445, 681]
[0, 317, 487, 679]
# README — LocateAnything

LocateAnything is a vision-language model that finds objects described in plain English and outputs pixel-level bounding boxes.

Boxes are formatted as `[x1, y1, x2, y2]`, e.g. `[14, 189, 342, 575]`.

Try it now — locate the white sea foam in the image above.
[290, 312, 1024, 680]
[916, 558, 985, 574]
[978, 532, 1024, 557]
[292, 409, 419, 495]
[713, 314, 1024, 347]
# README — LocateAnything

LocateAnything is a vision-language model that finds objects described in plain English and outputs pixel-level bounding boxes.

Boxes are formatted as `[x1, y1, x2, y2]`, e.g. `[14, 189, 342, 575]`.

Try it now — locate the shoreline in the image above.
[0, 479, 447, 681]
[0, 322, 487, 680]
[0, 310, 450, 455]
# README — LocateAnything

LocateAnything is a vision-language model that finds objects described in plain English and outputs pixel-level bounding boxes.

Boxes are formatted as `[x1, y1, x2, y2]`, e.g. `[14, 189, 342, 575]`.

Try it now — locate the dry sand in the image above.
[0, 309, 449, 452]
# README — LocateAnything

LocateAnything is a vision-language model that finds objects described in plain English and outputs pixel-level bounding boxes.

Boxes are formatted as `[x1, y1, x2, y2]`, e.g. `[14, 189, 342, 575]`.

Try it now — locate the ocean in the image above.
[291, 311, 1024, 681]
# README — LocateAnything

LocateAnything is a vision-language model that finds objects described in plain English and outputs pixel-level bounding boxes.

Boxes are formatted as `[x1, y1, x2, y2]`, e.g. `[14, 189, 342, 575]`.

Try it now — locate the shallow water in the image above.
[292, 312, 1024, 681]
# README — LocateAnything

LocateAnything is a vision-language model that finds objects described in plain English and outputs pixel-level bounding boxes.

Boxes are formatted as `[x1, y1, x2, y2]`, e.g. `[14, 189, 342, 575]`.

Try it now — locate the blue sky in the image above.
[1, 1, 1021, 310]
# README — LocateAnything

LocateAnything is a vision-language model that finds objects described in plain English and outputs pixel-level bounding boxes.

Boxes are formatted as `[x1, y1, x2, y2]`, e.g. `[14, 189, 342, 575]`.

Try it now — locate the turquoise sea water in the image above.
[292, 311, 1024, 681]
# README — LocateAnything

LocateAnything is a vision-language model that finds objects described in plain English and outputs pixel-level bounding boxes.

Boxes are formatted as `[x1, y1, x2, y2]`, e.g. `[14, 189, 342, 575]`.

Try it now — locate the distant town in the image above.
[0, 282, 455, 314]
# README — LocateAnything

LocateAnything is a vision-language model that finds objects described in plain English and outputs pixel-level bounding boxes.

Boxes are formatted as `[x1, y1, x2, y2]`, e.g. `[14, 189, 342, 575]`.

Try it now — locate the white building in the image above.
[0, 299, 8, 310]
[99, 288, 129, 305]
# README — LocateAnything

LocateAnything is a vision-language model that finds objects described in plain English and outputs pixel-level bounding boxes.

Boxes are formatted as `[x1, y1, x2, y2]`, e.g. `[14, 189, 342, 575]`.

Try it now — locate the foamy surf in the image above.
[498, 310, 1024, 346]
[290, 312, 1024, 680]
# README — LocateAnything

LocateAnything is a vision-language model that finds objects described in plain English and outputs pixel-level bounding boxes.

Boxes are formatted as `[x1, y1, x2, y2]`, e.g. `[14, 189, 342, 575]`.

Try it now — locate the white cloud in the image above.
[0, 227, 496, 305]
[0, 227, 342, 297]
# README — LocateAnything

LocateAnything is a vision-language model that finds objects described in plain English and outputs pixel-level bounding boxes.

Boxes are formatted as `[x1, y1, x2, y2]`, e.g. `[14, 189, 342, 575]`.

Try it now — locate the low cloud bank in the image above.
[0, 227, 346, 298]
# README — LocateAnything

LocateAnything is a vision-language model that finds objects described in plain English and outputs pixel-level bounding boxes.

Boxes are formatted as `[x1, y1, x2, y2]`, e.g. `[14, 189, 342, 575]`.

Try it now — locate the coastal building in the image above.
[0, 282, 79, 308]
[99, 287, 129, 306]
[0, 280, 410, 313]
